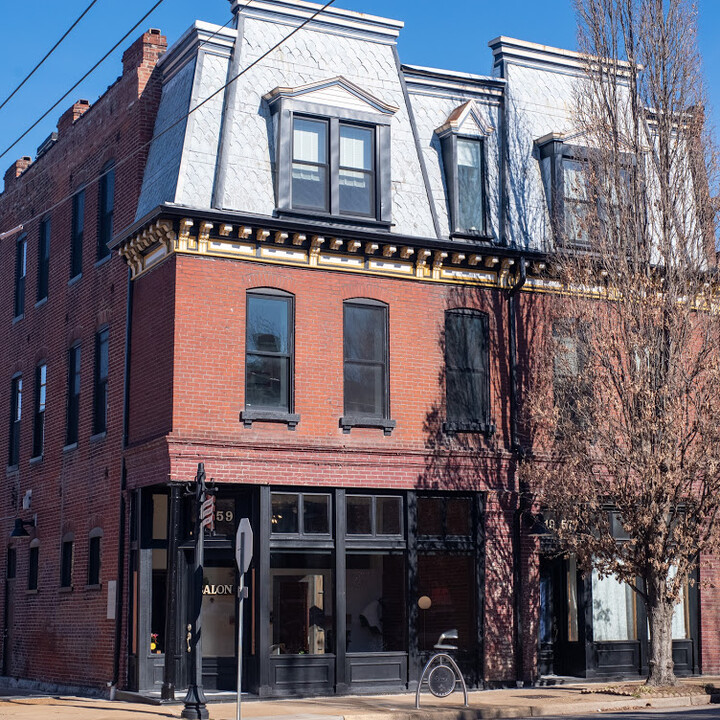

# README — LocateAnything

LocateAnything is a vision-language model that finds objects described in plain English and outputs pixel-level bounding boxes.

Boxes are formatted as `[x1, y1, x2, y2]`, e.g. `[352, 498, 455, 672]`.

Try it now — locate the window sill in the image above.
[340, 416, 396, 436]
[35, 297, 47, 309]
[450, 231, 495, 243]
[90, 431, 107, 443]
[63, 442, 78, 453]
[85, 583, 102, 591]
[59, 585, 74, 594]
[29, 455, 43, 466]
[94, 254, 111, 268]
[240, 409, 300, 430]
[68, 273, 82, 287]
[443, 419, 496, 436]
[12, 314, 24, 325]
[25, 589, 38, 596]
[277, 208, 392, 230]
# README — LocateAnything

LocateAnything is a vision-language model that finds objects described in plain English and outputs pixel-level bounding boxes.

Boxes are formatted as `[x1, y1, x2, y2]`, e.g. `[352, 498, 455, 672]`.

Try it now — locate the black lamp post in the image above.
[182, 463, 209, 720]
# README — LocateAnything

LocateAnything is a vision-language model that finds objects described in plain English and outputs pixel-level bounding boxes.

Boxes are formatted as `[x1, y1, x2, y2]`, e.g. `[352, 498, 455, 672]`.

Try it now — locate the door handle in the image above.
[186, 624, 192, 653]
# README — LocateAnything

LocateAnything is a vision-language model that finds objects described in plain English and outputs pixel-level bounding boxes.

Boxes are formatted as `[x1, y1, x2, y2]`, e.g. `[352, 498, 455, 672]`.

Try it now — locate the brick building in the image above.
[0, 0, 715, 701]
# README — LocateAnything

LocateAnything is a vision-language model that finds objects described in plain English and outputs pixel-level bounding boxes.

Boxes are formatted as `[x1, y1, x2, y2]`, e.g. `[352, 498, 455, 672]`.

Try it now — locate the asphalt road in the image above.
[542, 706, 720, 720]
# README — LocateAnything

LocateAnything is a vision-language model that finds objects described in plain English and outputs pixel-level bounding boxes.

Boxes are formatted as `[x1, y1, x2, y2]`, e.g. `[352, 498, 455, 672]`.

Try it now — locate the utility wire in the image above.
[0, 0, 102, 113]
[0, 0, 168, 163]
[0, 0, 337, 237]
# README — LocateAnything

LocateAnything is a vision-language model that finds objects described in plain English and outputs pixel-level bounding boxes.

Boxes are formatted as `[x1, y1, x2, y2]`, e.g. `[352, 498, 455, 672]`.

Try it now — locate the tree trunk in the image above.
[646, 597, 676, 686]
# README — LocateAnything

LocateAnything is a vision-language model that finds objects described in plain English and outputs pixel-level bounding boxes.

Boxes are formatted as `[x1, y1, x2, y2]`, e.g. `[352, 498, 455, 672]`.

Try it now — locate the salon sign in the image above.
[202, 583, 235, 596]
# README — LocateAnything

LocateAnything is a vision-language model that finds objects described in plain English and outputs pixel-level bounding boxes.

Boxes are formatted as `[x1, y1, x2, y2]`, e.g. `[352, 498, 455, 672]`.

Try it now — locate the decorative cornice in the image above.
[117, 219, 176, 278]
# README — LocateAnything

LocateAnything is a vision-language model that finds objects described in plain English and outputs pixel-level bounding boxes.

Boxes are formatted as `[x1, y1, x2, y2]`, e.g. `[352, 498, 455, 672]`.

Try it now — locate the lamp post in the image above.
[182, 463, 209, 720]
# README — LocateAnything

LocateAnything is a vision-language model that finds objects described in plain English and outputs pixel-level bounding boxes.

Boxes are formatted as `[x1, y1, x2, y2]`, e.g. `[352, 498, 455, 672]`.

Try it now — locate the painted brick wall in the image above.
[0, 30, 166, 689]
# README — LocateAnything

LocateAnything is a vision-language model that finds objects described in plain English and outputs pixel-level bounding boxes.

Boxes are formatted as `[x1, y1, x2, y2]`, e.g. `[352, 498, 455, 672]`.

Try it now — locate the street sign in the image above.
[235, 518, 253, 573]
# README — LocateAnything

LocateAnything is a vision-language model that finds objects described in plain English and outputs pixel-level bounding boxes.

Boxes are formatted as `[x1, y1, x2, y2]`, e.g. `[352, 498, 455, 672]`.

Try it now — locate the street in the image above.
[542, 707, 720, 720]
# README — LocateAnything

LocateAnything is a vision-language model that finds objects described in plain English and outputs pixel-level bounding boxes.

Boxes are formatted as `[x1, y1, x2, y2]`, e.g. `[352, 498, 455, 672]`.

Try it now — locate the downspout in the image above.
[507, 257, 528, 686]
[111, 267, 134, 694]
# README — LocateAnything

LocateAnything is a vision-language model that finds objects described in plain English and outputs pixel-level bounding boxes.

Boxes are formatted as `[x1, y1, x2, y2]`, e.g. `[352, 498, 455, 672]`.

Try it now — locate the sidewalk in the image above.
[1, 678, 718, 720]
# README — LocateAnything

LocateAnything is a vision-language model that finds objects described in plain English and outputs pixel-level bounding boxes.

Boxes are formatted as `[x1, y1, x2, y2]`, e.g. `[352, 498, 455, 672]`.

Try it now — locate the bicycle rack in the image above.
[415, 630, 469, 709]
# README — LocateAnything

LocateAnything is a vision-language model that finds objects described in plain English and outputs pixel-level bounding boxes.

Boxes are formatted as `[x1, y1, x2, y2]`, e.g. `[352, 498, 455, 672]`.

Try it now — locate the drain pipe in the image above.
[111, 267, 134, 694]
[507, 257, 528, 686]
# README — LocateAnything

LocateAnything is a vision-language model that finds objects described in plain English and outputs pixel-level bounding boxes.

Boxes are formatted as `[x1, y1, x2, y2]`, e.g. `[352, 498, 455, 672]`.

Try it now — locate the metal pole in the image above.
[182, 464, 208, 720]
[236, 531, 245, 720]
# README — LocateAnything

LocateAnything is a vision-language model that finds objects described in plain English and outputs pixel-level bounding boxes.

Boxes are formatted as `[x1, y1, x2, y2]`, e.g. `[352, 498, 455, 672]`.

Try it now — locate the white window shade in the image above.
[293, 119, 326, 163]
[340, 126, 372, 170]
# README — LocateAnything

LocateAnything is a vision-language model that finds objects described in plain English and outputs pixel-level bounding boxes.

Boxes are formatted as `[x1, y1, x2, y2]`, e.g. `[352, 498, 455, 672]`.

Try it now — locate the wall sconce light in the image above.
[10, 517, 36, 538]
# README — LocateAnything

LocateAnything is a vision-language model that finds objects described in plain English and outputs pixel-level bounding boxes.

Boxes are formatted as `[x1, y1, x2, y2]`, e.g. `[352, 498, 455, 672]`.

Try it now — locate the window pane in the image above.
[38, 364, 46, 411]
[246, 355, 289, 408]
[446, 369, 486, 422]
[417, 554, 475, 652]
[344, 362, 383, 416]
[591, 568, 637, 641]
[376, 496, 402, 535]
[271, 493, 298, 534]
[344, 304, 385, 362]
[271, 552, 333, 655]
[340, 125, 372, 170]
[247, 296, 289, 354]
[293, 118, 326, 163]
[201, 565, 236, 656]
[339, 169, 373, 215]
[446, 497, 472, 536]
[417, 497, 443, 537]
[564, 159, 588, 201]
[292, 163, 328, 210]
[457, 138, 484, 232]
[346, 553, 406, 652]
[88, 536, 101, 585]
[347, 496, 373, 535]
[304, 494, 330, 534]
[446, 312, 488, 422]
[61, 541, 73, 587]
[28, 546, 39, 591]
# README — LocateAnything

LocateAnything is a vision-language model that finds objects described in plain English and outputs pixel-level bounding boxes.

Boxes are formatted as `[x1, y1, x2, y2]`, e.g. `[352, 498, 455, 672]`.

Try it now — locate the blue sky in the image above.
[0, 0, 718, 192]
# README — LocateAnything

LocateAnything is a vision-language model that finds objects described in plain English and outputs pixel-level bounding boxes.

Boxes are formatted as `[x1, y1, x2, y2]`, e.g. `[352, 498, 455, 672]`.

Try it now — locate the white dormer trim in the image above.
[263, 76, 399, 116]
[435, 100, 495, 139]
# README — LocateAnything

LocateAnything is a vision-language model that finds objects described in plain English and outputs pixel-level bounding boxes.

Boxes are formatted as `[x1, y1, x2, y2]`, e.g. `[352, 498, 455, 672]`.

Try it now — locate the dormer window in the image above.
[436, 101, 494, 240]
[265, 77, 396, 225]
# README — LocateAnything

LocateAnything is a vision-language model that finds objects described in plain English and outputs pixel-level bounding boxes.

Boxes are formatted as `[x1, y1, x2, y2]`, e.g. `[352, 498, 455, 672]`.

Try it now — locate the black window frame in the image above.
[345, 493, 404, 541]
[65, 343, 81, 446]
[340, 298, 395, 435]
[88, 528, 103, 586]
[93, 327, 109, 435]
[443, 308, 493, 435]
[60, 534, 74, 589]
[240, 288, 299, 429]
[290, 116, 330, 213]
[32, 362, 46, 459]
[439, 132, 490, 239]
[36, 218, 50, 303]
[8, 374, 22, 467]
[70, 189, 85, 279]
[28, 541, 39, 591]
[14, 233, 27, 319]
[416, 494, 476, 546]
[267, 95, 393, 227]
[270, 491, 332, 539]
[97, 162, 115, 261]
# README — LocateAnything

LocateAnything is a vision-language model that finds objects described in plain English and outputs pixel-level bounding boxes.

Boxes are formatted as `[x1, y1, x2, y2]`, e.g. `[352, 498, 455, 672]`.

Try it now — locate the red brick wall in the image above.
[0, 31, 166, 689]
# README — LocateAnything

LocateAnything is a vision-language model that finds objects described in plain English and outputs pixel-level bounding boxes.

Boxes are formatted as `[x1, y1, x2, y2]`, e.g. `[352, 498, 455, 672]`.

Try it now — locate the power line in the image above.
[0, 0, 102, 113]
[0, 0, 168, 163]
[0, 0, 337, 237]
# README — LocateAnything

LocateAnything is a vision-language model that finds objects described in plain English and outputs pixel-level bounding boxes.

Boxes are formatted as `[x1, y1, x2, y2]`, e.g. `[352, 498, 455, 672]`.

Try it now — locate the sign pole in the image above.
[236, 532, 244, 720]
[234, 518, 252, 720]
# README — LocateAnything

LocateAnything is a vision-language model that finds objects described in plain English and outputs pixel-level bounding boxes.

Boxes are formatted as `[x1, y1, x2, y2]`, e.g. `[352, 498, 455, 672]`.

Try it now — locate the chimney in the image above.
[122, 28, 167, 77]
[57, 99, 91, 136]
[4, 156, 32, 190]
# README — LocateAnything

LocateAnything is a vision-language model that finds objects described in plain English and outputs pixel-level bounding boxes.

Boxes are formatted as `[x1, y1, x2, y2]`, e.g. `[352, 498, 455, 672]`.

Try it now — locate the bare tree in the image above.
[520, 0, 720, 686]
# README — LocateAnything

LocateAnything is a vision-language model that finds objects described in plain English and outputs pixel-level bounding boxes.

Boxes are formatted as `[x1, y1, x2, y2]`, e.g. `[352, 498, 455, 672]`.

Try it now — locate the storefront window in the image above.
[417, 554, 475, 652]
[150, 548, 167, 654]
[270, 552, 334, 655]
[271, 492, 330, 535]
[272, 493, 299, 533]
[346, 553, 405, 652]
[303, 494, 330, 534]
[377, 496, 401, 535]
[347, 496, 372, 535]
[592, 568, 637, 641]
[202, 566, 237, 657]
[567, 555, 579, 642]
[347, 495, 402, 537]
[418, 496, 472, 538]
